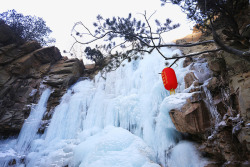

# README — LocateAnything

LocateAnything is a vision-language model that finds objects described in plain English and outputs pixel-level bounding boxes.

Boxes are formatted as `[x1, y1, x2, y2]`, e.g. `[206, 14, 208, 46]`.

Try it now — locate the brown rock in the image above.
[7, 52, 38, 75]
[33, 46, 62, 64]
[184, 72, 198, 88]
[189, 87, 202, 93]
[193, 80, 200, 87]
[40, 58, 85, 127]
[44, 58, 84, 87]
[0, 78, 42, 136]
[206, 77, 219, 91]
[39, 63, 51, 76]
[237, 126, 250, 150]
[0, 41, 41, 65]
[169, 100, 210, 134]
[208, 58, 226, 74]
[183, 57, 193, 67]
[230, 71, 250, 122]
[0, 24, 84, 137]
[187, 92, 203, 103]
[222, 51, 250, 77]
[0, 44, 17, 65]
[214, 99, 227, 116]
[44, 74, 68, 87]
[85, 64, 95, 69]
[0, 69, 10, 87]
[19, 41, 41, 54]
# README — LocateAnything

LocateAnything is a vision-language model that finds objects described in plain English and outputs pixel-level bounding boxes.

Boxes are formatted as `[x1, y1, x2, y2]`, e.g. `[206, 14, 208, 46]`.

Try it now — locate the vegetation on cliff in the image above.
[0, 9, 55, 46]
[67, 0, 249, 73]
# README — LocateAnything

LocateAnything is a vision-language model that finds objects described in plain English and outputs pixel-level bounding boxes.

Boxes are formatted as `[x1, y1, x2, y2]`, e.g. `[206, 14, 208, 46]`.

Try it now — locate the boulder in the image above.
[44, 58, 84, 87]
[184, 72, 198, 88]
[169, 100, 210, 134]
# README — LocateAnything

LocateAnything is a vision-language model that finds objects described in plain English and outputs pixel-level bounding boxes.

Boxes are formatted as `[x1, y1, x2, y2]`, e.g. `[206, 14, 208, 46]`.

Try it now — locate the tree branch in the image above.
[212, 30, 250, 57]
[209, 17, 250, 60]
[150, 40, 215, 48]
[169, 58, 180, 68]
[165, 48, 222, 60]
[143, 11, 167, 59]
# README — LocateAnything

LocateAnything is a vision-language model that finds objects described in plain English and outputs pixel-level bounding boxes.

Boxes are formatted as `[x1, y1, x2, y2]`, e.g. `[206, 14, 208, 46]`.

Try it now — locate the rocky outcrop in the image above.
[0, 23, 84, 137]
[170, 7, 250, 163]
[170, 93, 211, 134]
[201, 51, 250, 165]
[184, 72, 198, 88]
[37, 58, 85, 133]
[169, 44, 250, 165]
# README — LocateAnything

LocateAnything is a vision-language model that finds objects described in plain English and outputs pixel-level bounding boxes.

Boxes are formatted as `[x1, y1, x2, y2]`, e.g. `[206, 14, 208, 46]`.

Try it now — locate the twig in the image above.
[169, 58, 180, 67]
[143, 11, 167, 59]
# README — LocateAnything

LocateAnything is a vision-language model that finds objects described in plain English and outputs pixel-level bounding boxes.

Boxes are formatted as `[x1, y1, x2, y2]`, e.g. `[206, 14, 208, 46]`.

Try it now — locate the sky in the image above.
[1, 0, 194, 62]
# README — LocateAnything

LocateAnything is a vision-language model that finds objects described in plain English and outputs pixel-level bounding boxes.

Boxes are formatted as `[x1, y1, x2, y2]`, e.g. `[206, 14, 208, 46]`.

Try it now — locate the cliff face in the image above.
[0, 22, 84, 137]
[169, 19, 250, 167]
[172, 51, 249, 165]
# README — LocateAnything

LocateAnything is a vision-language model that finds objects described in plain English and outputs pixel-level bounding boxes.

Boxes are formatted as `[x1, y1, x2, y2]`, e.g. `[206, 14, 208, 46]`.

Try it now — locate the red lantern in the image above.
[161, 67, 178, 95]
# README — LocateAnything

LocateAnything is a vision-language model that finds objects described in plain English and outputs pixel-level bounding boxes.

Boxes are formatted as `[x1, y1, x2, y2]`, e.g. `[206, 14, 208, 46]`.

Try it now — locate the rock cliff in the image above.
[0, 22, 84, 137]
[169, 20, 250, 167]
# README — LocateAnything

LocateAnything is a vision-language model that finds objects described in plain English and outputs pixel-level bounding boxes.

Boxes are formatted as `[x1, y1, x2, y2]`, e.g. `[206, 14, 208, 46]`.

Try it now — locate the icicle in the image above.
[16, 88, 51, 153]
[0, 48, 208, 167]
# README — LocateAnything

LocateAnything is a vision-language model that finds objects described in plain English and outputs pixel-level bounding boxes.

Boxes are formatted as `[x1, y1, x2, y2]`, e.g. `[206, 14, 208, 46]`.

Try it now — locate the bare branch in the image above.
[74, 21, 96, 37]
[143, 11, 167, 59]
[208, 16, 250, 59]
[148, 10, 157, 21]
[165, 48, 222, 60]
[69, 41, 78, 52]
[128, 47, 155, 54]
[212, 30, 250, 57]
[109, 41, 128, 53]
[169, 58, 180, 68]
[150, 40, 215, 48]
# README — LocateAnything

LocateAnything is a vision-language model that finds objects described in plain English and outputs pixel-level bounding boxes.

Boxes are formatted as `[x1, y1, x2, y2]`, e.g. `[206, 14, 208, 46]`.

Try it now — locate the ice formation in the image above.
[0, 48, 208, 167]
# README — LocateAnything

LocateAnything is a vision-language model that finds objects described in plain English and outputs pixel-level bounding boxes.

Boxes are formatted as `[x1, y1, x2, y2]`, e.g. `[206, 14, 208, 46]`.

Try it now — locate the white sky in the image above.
[1, 0, 193, 60]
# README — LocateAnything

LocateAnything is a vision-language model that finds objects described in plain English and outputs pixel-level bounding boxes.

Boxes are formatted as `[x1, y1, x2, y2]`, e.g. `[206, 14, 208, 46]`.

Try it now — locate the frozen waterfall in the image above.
[0, 88, 51, 166]
[0, 49, 208, 167]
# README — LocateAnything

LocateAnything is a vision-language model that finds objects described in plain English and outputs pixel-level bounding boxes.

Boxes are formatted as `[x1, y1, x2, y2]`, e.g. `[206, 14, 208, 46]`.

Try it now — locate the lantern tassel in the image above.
[170, 89, 175, 95]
